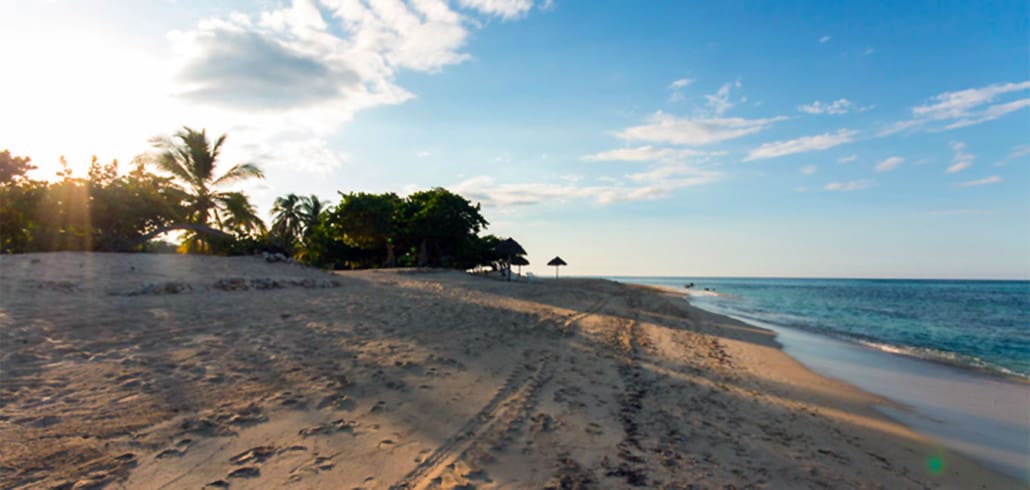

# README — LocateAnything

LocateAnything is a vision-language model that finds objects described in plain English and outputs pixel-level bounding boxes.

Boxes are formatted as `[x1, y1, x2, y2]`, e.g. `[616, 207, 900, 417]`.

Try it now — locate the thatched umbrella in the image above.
[510, 255, 529, 277]
[494, 238, 527, 282]
[547, 256, 567, 279]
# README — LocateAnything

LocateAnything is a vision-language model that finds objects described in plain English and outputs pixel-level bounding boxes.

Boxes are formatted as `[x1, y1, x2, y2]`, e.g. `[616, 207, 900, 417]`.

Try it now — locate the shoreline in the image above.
[634, 281, 1027, 383]
[1, 253, 1023, 488]
[677, 289, 1030, 483]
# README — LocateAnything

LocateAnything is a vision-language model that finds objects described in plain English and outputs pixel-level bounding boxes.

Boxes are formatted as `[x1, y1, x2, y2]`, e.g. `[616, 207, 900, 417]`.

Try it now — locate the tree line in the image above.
[0, 127, 509, 270]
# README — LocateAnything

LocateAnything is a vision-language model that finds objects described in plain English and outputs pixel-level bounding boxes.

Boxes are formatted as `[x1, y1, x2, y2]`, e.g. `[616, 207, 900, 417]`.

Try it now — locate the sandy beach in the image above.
[0, 253, 1022, 489]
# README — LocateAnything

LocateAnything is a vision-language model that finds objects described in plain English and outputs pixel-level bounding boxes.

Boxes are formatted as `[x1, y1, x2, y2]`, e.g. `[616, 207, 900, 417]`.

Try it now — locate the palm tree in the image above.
[271, 193, 305, 248]
[151, 127, 264, 250]
[220, 192, 265, 236]
[299, 194, 326, 238]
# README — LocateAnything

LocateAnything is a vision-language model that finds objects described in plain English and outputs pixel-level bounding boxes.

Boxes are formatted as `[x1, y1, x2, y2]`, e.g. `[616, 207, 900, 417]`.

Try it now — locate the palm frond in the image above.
[216, 191, 265, 234]
[212, 163, 264, 187]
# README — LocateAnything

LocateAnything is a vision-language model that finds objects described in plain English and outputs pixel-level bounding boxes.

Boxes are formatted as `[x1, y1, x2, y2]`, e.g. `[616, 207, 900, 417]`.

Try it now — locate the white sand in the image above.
[0, 253, 1021, 489]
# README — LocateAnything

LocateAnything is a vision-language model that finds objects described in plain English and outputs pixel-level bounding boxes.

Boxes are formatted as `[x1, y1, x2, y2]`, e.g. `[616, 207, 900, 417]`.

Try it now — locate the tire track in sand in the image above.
[604, 289, 652, 487]
[391, 351, 555, 490]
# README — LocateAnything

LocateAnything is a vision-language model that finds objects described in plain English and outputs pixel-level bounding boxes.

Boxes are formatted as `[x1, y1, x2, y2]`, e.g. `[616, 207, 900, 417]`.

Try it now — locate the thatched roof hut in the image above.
[494, 238, 527, 281]
[494, 238, 526, 256]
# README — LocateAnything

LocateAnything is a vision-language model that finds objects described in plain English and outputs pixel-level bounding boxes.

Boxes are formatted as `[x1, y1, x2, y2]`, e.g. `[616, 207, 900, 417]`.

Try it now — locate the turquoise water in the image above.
[609, 277, 1030, 379]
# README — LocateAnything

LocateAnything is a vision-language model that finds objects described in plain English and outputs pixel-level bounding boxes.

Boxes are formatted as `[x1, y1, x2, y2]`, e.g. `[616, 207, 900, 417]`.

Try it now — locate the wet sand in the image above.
[686, 296, 1030, 483]
[0, 253, 1022, 489]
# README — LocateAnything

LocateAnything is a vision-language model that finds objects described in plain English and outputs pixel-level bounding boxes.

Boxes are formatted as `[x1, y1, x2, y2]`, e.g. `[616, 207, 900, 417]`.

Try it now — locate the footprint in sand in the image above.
[229, 446, 276, 465]
[227, 466, 260, 479]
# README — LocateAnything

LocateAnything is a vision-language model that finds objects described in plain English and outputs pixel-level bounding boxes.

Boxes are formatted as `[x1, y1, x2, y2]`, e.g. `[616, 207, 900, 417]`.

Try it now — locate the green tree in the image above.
[150, 127, 265, 250]
[317, 192, 403, 267]
[88, 157, 184, 251]
[402, 188, 489, 267]
[300, 194, 326, 240]
[0, 150, 36, 185]
[0, 150, 43, 253]
[272, 193, 328, 256]
[271, 193, 304, 249]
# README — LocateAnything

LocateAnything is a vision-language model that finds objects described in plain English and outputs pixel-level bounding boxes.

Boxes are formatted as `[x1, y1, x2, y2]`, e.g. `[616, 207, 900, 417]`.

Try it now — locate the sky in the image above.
[2, 0, 1028, 278]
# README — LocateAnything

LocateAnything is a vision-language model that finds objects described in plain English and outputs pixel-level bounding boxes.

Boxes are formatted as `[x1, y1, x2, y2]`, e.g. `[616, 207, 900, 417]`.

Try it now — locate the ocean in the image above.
[610, 277, 1030, 379]
[607, 276, 1030, 481]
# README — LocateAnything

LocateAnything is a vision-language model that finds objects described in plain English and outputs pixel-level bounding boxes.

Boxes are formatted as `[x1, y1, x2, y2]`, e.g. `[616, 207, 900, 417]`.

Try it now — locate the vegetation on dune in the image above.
[0, 129, 509, 271]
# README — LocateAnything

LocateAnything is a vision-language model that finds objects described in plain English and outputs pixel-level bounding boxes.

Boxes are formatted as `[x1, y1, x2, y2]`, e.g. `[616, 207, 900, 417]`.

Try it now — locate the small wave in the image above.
[856, 341, 1029, 381]
[690, 298, 1029, 381]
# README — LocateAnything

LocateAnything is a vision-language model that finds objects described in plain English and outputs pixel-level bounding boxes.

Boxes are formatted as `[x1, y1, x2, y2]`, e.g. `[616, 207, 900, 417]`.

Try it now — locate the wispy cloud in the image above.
[880, 80, 1030, 135]
[745, 129, 857, 161]
[875, 156, 904, 172]
[1008, 144, 1030, 160]
[838, 154, 858, 164]
[863, 47, 875, 56]
[616, 111, 786, 146]
[705, 80, 743, 115]
[946, 141, 973, 173]
[582, 145, 723, 163]
[416, 150, 432, 158]
[453, 165, 723, 206]
[958, 175, 1002, 187]
[797, 98, 872, 115]
[995, 144, 1030, 167]
[819, 35, 831, 44]
[941, 98, 1030, 130]
[824, 180, 875, 191]
[669, 78, 693, 89]
[800, 165, 817, 175]
[668, 77, 693, 101]
[799, 98, 852, 115]
[457, 0, 535, 19]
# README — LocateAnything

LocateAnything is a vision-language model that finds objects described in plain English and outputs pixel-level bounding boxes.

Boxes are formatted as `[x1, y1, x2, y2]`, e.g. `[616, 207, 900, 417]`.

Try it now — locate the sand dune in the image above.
[0, 253, 1020, 489]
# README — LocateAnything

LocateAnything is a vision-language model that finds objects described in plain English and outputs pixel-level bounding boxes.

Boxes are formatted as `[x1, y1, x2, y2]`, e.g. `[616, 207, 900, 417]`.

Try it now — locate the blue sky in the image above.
[2, 0, 1028, 278]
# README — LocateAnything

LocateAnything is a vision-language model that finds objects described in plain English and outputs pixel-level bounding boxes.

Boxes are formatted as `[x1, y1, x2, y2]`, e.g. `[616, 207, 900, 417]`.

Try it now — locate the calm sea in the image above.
[609, 277, 1030, 379]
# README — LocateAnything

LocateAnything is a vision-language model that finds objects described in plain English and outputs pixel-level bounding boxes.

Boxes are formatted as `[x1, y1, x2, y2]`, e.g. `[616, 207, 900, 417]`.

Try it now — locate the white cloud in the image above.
[942, 98, 1030, 130]
[819, 35, 831, 43]
[863, 47, 875, 56]
[582, 145, 723, 163]
[946, 161, 971, 173]
[745, 129, 857, 161]
[158, 0, 537, 176]
[882, 81, 1030, 135]
[838, 154, 858, 164]
[875, 156, 904, 172]
[453, 165, 723, 207]
[247, 137, 348, 174]
[958, 175, 1002, 187]
[1008, 144, 1030, 160]
[824, 180, 874, 192]
[946, 141, 973, 173]
[705, 80, 742, 115]
[668, 78, 693, 102]
[625, 164, 722, 185]
[457, 0, 535, 19]
[913, 81, 1030, 119]
[669, 78, 693, 89]
[798, 98, 854, 115]
[417, 150, 432, 158]
[800, 165, 817, 175]
[617, 112, 785, 146]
